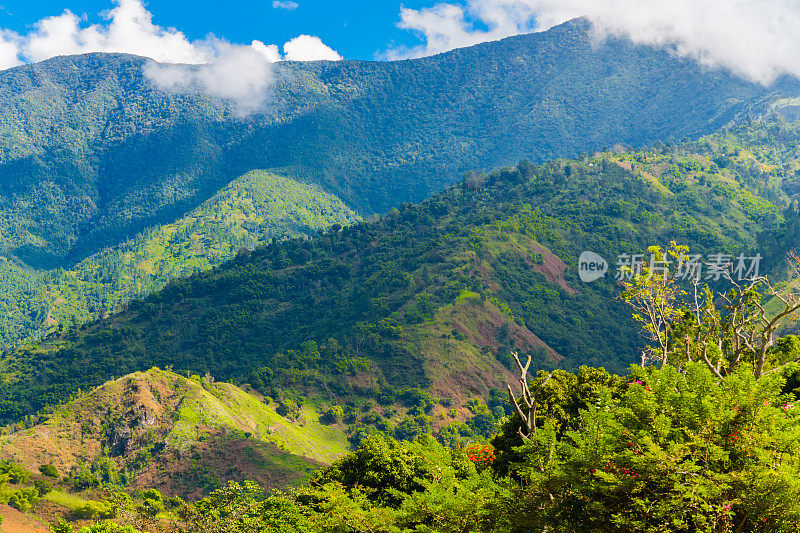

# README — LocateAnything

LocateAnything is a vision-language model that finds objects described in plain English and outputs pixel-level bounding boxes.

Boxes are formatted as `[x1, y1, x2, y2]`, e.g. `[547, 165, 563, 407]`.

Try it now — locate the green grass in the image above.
[151, 370, 349, 464]
[45, 490, 91, 511]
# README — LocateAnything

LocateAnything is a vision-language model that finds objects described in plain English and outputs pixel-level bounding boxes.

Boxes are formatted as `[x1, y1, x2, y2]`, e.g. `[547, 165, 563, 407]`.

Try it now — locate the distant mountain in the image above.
[0, 18, 791, 271]
[1, 122, 790, 423]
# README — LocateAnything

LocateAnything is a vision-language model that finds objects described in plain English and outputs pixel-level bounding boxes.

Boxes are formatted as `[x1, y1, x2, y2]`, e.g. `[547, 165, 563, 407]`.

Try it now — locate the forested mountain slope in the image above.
[0, 18, 790, 271]
[1, 127, 791, 423]
[0, 170, 358, 348]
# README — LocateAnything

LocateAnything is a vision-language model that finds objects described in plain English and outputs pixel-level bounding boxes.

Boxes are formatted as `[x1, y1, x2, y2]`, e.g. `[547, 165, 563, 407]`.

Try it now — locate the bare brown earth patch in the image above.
[425, 300, 562, 406]
[0, 503, 48, 533]
[452, 300, 562, 363]
[346, 371, 381, 391]
[476, 261, 501, 293]
[528, 243, 576, 295]
[130, 433, 321, 500]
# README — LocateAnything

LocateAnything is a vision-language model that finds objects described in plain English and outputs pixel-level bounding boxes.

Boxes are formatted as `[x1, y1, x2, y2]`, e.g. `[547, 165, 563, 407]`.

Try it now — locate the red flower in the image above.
[466, 444, 496, 471]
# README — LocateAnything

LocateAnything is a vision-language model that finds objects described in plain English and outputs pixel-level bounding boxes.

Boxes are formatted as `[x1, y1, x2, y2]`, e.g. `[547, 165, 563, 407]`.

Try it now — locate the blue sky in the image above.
[0, 0, 450, 60]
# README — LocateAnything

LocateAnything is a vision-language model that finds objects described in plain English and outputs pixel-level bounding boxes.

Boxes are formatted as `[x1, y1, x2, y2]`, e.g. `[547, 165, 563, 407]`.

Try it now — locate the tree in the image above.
[39, 463, 59, 478]
[497, 362, 800, 532]
[506, 351, 551, 439]
[322, 405, 344, 423]
[618, 244, 685, 366]
[620, 243, 800, 379]
[494, 243, 800, 531]
[179, 481, 310, 533]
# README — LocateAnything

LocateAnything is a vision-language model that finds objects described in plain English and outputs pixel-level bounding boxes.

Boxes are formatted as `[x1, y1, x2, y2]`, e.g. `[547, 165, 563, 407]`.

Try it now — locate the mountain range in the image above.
[1, 18, 796, 349]
[4, 18, 800, 530]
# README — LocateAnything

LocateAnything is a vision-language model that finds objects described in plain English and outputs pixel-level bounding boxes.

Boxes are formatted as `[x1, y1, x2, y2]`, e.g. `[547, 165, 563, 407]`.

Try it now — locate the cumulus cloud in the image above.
[22, 0, 209, 64]
[387, 0, 800, 85]
[0, 0, 342, 114]
[283, 34, 342, 61]
[272, 1, 300, 10]
[0, 31, 22, 70]
[251, 39, 282, 63]
[147, 33, 342, 115]
[382, 1, 541, 60]
[145, 41, 275, 116]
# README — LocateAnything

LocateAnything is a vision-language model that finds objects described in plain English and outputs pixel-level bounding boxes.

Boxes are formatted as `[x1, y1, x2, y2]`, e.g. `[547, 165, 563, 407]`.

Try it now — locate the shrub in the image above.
[393, 415, 432, 441]
[343, 407, 359, 424]
[73, 500, 118, 519]
[322, 405, 344, 423]
[165, 495, 184, 510]
[276, 399, 298, 418]
[67, 466, 100, 491]
[139, 487, 166, 515]
[8, 487, 39, 512]
[39, 463, 59, 478]
[52, 520, 145, 533]
[33, 478, 53, 496]
[0, 461, 31, 484]
[399, 389, 436, 413]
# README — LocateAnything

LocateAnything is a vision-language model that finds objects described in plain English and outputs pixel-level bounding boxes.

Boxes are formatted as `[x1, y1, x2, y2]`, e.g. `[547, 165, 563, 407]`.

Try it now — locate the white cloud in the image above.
[145, 40, 276, 116]
[387, 0, 800, 84]
[283, 34, 342, 61]
[0, 0, 342, 114]
[251, 39, 282, 63]
[0, 31, 21, 70]
[272, 1, 300, 10]
[146, 34, 343, 115]
[23, 0, 209, 64]
[382, 1, 541, 60]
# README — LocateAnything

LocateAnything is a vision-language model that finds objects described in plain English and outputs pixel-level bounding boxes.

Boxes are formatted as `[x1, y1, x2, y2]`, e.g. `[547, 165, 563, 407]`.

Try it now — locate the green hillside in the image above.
[0, 18, 789, 271]
[0, 128, 789, 423]
[0, 170, 358, 348]
[0, 367, 348, 502]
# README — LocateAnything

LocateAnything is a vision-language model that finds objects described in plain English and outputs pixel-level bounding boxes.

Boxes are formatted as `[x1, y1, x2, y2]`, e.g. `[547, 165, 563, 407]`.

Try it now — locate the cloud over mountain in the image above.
[4, 0, 210, 66]
[0, 0, 341, 114]
[145, 41, 276, 116]
[389, 0, 800, 84]
[283, 35, 342, 61]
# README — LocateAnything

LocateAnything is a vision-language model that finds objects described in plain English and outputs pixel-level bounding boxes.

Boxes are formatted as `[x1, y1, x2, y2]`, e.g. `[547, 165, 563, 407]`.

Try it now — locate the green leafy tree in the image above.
[621, 244, 800, 378]
[322, 405, 344, 423]
[8, 487, 40, 512]
[39, 463, 59, 478]
[179, 481, 309, 533]
[500, 363, 800, 532]
[0, 461, 32, 483]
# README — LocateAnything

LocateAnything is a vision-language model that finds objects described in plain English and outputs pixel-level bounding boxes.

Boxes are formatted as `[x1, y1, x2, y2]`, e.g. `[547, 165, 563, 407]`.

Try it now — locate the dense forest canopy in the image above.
[3, 115, 800, 424]
[0, 170, 360, 349]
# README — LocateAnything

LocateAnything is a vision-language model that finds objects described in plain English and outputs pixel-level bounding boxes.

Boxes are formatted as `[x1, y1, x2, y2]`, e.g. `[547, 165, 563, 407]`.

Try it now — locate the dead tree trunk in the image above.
[506, 351, 551, 439]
